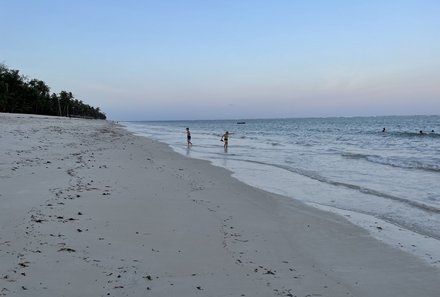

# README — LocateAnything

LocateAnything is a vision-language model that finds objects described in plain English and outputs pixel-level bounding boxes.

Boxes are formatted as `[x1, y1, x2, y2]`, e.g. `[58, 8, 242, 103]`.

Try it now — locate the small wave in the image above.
[341, 152, 367, 160]
[227, 157, 440, 215]
[295, 141, 314, 147]
[366, 156, 440, 172]
[388, 131, 440, 138]
[342, 152, 440, 172]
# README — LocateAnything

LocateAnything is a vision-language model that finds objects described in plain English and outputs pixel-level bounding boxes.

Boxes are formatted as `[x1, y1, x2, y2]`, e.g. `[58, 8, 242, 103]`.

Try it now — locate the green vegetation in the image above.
[0, 64, 106, 119]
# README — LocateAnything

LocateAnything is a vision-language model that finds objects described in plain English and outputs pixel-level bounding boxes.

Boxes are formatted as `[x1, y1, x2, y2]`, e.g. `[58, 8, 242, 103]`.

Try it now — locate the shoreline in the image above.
[124, 120, 440, 269]
[1, 113, 440, 296]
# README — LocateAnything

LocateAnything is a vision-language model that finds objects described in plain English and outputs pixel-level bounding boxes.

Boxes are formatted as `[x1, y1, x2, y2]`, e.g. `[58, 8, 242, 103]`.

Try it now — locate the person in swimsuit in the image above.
[221, 131, 229, 151]
[186, 127, 192, 147]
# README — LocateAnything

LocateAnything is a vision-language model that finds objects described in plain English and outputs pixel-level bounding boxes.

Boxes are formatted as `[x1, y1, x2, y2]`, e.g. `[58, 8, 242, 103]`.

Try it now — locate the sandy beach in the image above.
[1, 113, 439, 297]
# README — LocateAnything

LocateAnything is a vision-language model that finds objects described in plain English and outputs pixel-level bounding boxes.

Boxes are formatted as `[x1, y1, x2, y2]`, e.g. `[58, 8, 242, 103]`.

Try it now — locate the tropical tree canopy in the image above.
[0, 64, 106, 119]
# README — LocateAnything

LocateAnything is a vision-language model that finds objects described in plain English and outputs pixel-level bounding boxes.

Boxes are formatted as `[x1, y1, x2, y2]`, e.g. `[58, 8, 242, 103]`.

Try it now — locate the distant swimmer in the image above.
[382, 127, 386, 132]
[221, 131, 229, 151]
[186, 127, 192, 148]
[419, 130, 424, 134]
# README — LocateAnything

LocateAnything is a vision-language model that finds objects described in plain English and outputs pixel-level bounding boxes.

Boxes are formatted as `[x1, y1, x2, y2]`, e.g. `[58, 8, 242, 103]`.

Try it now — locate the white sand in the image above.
[1, 113, 439, 297]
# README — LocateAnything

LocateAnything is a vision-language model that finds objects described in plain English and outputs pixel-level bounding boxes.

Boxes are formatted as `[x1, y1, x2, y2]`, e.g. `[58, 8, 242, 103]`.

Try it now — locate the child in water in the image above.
[221, 131, 229, 151]
[186, 128, 192, 147]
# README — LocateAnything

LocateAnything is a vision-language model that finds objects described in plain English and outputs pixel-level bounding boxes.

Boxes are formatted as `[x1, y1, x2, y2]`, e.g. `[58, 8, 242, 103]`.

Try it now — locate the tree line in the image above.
[0, 64, 106, 119]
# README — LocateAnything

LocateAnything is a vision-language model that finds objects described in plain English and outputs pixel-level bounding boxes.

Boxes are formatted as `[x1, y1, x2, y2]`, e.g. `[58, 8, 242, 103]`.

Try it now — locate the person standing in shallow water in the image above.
[221, 131, 229, 152]
[186, 128, 192, 148]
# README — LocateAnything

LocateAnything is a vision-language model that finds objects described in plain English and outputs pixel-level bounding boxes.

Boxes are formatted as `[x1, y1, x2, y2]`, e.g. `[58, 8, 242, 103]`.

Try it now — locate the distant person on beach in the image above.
[221, 131, 229, 151]
[186, 128, 192, 148]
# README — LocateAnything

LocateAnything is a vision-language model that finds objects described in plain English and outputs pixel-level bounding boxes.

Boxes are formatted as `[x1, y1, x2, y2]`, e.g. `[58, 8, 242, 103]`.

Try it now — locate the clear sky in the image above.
[1, 0, 439, 120]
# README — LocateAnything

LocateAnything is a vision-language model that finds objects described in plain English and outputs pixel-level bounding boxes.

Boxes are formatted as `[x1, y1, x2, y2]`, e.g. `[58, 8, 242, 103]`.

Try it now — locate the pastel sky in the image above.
[1, 0, 439, 120]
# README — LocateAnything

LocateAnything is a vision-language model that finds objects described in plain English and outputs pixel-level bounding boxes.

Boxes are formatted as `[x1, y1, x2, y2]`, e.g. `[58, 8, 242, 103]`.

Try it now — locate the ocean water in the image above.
[122, 115, 440, 266]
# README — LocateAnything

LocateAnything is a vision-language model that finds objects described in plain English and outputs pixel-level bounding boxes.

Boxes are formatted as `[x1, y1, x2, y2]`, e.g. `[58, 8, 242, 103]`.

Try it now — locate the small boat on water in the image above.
[236, 121, 246, 124]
